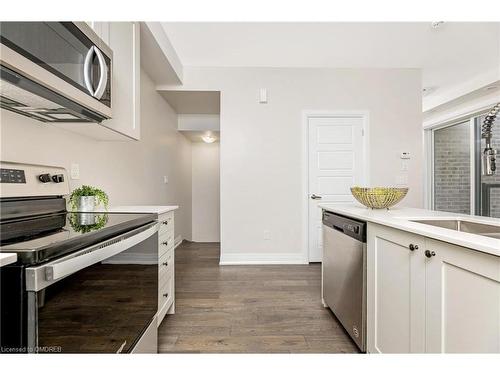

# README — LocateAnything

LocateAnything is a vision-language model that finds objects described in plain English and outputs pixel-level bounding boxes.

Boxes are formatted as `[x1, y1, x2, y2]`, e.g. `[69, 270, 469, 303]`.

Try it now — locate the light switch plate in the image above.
[163, 176, 168, 184]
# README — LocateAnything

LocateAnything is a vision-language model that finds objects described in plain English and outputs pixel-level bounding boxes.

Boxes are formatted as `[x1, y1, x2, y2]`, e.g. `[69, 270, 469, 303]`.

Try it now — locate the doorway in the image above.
[304, 112, 368, 262]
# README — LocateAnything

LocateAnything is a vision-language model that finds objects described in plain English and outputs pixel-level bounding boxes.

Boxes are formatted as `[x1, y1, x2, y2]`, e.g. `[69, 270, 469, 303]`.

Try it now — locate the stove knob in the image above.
[52, 174, 64, 183]
[38, 173, 51, 183]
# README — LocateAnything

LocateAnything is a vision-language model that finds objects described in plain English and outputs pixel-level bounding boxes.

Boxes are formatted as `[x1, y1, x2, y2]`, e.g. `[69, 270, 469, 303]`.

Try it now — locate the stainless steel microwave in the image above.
[0, 22, 112, 123]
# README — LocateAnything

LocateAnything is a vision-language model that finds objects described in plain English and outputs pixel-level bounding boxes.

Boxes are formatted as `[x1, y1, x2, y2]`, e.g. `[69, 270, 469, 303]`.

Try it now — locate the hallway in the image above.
[158, 242, 359, 353]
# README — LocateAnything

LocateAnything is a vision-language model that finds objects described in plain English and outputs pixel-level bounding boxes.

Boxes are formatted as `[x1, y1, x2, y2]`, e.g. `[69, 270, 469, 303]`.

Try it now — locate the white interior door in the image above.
[308, 114, 366, 262]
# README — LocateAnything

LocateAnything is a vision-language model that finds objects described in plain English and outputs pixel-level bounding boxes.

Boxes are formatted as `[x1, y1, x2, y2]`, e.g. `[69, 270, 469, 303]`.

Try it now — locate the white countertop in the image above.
[0, 253, 17, 267]
[105, 205, 179, 215]
[319, 204, 500, 257]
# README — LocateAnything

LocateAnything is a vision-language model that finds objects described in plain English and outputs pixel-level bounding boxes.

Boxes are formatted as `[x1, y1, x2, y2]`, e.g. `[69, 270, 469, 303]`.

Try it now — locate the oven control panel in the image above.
[0, 161, 69, 198]
[0, 168, 26, 184]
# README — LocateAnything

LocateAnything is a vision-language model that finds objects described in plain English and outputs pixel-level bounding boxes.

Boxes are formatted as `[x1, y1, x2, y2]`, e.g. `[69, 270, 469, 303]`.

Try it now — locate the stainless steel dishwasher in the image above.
[322, 210, 367, 352]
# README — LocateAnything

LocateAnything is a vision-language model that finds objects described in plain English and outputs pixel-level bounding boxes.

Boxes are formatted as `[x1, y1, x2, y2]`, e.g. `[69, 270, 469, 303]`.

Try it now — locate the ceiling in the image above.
[162, 22, 500, 98]
[159, 90, 220, 114]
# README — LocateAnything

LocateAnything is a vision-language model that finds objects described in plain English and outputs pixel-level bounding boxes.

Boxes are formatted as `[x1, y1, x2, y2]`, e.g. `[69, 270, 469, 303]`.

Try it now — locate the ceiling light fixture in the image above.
[201, 134, 216, 143]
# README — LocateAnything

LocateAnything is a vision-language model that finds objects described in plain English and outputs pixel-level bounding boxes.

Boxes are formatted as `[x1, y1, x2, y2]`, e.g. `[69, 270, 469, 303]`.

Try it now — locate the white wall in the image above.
[162, 67, 423, 263]
[0, 69, 192, 241]
[191, 142, 220, 242]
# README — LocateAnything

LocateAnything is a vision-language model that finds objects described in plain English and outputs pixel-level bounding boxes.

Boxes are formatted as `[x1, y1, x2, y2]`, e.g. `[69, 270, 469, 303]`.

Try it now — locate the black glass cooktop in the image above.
[0, 212, 156, 265]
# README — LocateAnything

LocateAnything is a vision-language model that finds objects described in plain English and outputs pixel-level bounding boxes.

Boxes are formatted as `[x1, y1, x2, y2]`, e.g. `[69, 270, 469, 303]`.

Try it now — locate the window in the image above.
[433, 121, 471, 214]
[428, 113, 499, 218]
[478, 114, 500, 218]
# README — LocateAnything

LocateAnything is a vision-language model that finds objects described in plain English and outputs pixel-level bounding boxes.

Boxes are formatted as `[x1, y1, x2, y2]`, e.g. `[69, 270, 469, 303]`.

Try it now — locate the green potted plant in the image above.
[69, 185, 109, 212]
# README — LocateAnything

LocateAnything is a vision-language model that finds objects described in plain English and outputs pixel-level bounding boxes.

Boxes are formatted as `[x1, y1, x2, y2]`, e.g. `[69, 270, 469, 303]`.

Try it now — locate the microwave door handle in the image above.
[83, 46, 95, 96]
[45, 224, 158, 282]
[92, 46, 108, 100]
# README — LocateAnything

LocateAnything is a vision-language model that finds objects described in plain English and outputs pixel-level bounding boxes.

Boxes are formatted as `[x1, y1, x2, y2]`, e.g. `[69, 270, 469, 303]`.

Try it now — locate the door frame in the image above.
[302, 110, 370, 263]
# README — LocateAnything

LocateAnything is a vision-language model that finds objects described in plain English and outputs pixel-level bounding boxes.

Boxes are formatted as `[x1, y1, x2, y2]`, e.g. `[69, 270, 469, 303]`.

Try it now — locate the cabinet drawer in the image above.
[159, 249, 174, 283]
[158, 212, 174, 234]
[157, 275, 174, 325]
[159, 232, 174, 256]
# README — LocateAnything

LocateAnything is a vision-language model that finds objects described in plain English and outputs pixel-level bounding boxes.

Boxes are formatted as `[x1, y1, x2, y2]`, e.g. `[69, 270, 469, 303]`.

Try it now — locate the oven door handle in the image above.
[25, 223, 158, 292]
[46, 224, 157, 281]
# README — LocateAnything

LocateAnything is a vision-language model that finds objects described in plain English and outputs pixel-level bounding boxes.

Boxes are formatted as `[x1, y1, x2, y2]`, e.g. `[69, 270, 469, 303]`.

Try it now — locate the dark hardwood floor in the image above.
[158, 241, 359, 353]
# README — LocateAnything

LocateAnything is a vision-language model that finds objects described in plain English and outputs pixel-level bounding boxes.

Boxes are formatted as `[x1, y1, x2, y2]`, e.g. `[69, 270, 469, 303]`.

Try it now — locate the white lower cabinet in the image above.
[157, 211, 175, 326]
[425, 239, 500, 353]
[367, 223, 500, 353]
[367, 224, 425, 353]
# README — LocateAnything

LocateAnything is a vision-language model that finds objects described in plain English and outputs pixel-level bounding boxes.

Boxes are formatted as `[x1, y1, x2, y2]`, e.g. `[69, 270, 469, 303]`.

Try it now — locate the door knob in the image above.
[409, 244, 418, 251]
[311, 194, 322, 200]
[425, 250, 436, 258]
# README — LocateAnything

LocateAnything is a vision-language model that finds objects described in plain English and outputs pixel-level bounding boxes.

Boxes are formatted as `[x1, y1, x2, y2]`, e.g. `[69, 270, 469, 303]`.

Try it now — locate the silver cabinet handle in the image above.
[93, 46, 108, 100]
[311, 194, 322, 200]
[83, 46, 95, 96]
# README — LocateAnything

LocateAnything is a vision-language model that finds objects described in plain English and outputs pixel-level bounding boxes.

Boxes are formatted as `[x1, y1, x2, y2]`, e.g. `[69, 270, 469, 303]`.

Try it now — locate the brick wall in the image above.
[433, 122, 471, 214]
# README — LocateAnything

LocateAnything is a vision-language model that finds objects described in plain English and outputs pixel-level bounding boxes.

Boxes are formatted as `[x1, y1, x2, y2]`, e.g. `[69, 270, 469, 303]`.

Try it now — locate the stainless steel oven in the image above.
[24, 223, 158, 353]
[0, 22, 112, 122]
[0, 162, 158, 354]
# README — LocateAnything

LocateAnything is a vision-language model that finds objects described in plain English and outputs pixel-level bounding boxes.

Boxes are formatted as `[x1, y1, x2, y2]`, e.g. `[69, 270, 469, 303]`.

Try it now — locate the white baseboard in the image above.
[219, 252, 308, 265]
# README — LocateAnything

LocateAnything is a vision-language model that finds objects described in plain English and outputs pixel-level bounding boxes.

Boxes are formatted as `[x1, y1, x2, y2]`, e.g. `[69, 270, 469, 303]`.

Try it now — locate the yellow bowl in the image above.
[350, 186, 409, 209]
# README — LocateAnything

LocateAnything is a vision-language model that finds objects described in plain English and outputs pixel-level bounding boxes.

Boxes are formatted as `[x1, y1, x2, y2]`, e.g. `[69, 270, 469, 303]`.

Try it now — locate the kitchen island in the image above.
[319, 203, 500, 354]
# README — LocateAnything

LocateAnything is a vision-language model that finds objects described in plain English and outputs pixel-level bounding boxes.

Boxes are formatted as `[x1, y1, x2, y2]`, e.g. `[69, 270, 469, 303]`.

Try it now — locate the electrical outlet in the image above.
[70, 163, 80, 180]
[259, 88, 268, 103]
[263, 230, 271, 240]
[401, 160, 409, 171]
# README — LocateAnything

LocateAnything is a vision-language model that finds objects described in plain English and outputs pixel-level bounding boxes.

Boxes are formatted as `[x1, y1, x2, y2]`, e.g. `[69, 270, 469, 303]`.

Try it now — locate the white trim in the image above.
[469, 117, 476, 215]
[301, 110, 370, 263]
[423, 129, 434, 210]
[219, 252, 307, 265]
[423, 95, 500, 130]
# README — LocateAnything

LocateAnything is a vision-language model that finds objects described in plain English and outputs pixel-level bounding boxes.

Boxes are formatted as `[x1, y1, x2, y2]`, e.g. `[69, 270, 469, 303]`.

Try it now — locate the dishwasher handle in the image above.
[322, 211, 366, 242]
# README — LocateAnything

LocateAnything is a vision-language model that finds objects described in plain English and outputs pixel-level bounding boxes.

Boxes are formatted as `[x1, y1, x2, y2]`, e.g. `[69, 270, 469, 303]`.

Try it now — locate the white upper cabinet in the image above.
[367, 223, 500, 354]
[86, 22, 141, 140]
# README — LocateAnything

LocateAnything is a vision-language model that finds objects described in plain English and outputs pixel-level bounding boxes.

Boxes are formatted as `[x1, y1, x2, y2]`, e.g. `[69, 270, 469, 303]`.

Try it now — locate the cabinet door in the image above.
[107, 22, 141, 140]
[86, 22, 140, 140]
[425, 239, 500, 353]
[367, 224, 425, 353]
